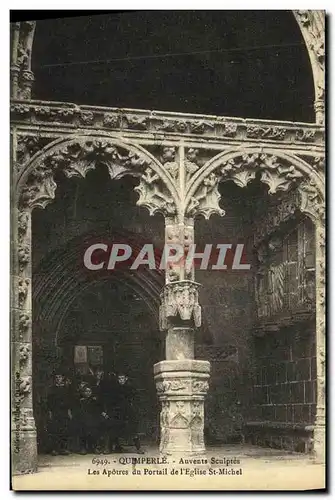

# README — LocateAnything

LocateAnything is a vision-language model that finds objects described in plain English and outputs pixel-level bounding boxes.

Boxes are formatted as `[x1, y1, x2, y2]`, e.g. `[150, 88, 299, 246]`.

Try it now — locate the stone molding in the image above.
[11, 101, 325, 145]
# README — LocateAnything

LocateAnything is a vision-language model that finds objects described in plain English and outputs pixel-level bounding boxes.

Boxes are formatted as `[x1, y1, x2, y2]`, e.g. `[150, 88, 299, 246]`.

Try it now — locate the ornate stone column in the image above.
[313, 221, 325, 463]
[10, 21, 36, 100]
[155, 215, 210, 455]
[11, 208, 37, 474]
[294, 10, 325, 125]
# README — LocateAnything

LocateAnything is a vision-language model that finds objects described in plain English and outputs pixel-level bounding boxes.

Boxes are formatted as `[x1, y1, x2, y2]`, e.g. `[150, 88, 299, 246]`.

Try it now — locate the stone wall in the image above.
[245, 320, 316, 452]
[194, 185, 255, 443]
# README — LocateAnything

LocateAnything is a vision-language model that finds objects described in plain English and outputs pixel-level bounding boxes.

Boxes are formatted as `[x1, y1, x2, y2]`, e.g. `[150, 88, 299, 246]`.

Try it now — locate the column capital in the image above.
[159, 280, 202, 331]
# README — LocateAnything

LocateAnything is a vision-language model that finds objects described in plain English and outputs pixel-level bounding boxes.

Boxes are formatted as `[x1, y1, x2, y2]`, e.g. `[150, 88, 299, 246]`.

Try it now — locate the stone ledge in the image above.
[10, 99, 325, 146]
[154, 359, 210, 375]
[244, 421, 314, 432]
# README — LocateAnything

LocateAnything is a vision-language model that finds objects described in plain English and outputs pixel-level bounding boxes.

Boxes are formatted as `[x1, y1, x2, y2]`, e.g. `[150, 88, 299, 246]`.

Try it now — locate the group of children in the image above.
[46, 368, 143, 455]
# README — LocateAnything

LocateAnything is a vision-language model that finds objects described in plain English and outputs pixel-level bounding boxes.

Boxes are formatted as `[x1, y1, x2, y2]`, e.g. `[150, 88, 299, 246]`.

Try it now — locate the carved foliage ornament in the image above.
[185, 153, 303, 219]
[134, 167, 177, 217]
[19, 140, 156, 210]
[185, 152, 324, 230]
[220, 153, 304, 194]
[298, 179, 325, 223]
[187, 172, 225, 219]
[16, 135, 52, 175]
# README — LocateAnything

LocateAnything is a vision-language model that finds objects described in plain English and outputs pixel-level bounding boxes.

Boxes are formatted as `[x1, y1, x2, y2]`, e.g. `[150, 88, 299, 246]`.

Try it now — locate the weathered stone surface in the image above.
[154, 360, 210, 455]
[165, 327, 195, 360]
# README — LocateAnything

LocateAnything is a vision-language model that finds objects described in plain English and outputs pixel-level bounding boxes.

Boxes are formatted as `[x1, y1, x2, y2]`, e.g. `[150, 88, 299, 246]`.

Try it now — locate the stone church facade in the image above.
[11, 12, 325, 474]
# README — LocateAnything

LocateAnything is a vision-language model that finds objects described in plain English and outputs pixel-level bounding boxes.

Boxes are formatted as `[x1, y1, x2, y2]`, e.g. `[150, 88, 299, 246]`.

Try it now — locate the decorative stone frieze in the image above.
[11, 101, 324, 146]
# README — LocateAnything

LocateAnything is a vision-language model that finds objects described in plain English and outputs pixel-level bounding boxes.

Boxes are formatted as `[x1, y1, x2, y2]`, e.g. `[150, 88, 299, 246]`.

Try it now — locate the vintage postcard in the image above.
[10, 10, 326, 491]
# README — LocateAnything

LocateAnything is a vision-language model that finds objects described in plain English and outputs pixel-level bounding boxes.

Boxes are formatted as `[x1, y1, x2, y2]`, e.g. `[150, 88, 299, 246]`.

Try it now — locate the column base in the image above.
[12, 415, 38, 475]
[154, 360, 210, 456]
[313, 423, 326, 464]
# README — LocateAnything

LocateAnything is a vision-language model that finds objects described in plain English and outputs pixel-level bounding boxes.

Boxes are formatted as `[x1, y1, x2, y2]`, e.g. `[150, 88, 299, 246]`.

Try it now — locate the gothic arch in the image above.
[294, 10, 325, 124]
[11, 12, 325, 123]
[33, 228, 163, 348]
[16, 133, 180, 216]
[185, 146, 325, 224]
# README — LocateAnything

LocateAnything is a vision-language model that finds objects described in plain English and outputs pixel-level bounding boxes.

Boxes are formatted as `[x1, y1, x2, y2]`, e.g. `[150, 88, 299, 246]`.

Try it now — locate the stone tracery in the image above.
[12, 130, 325, 468]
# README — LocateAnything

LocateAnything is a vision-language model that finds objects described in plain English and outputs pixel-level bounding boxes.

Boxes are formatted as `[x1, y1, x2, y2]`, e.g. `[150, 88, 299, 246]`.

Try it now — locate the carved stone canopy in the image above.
[185, 149, 325, 223]
[17, 136, 179, 215]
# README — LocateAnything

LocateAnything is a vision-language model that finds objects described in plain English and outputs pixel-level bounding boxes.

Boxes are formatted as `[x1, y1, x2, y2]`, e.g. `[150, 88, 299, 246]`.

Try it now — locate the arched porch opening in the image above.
[194, 178, 317, 451]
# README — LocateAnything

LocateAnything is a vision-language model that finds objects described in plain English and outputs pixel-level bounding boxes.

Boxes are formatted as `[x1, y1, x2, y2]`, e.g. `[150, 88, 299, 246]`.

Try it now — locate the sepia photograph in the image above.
[9, 9, 326, 491]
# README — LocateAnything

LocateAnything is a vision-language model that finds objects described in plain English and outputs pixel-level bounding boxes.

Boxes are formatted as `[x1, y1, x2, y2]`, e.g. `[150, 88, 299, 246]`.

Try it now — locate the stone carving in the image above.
[189, 120, 214, 134]
[164, 223, 195, 282]
[19, 408, 36, 431]
[298, 179, 325, 222]
[19, 140, 154, 210]
[159, 401, 170, 452]
[11, 21, 36, 100]
[184, 149, 317, 222]
[156, 379, 188, 394]
[19, 71, 34, 100]
[10, 103, 30, 116]
[19, 376, 32, 396]
[78, 111, 94, 125]
[185, 148, 200, 182]
[216, 118, 238, 137]
[124, 114, 148, 130]
[154, 360, 210, 454]
[170, 412, 189, 429]
[19, 344, 30, 365]
[19, 313, 31, 337]
[246, 126, 286, 140]
[295, 129, 316, 142]
[294, 11, 325, 124]
[18, 211, 29, 237]
[220, 153, 303, 194]
[159, 281, 201, 330]
[159, 120, 188, 133]
[313, 156, 325, 172]
[18, 244, 30, 271]
[11, 100, 324, 146]
[103, 113, 120, 128]
[18, 278, 29, 307]
[20, 162, 57, 210]
[135, 167, 177, 216]
[161, 147, 178, 179]
[192, 380, 209, 393]
[192, 401, 202, 418]
[187, 172, 225, 219]
[16, 135, 51, 174]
